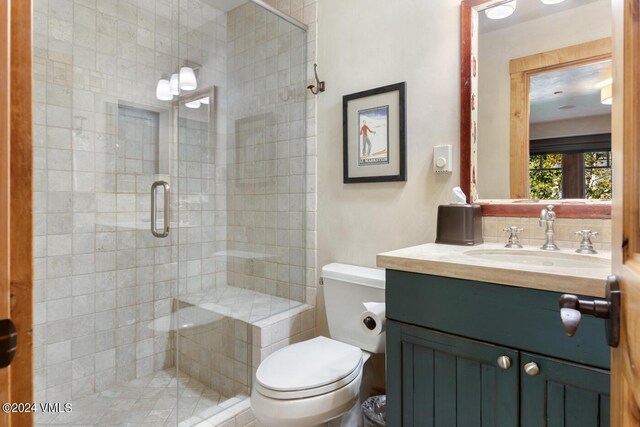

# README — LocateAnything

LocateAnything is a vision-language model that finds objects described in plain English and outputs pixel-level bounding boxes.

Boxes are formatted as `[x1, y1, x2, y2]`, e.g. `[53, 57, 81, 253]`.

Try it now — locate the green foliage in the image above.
[528, 152, 612, 200]
[529, 154, 562, 200]
[584, 152, 612, 200]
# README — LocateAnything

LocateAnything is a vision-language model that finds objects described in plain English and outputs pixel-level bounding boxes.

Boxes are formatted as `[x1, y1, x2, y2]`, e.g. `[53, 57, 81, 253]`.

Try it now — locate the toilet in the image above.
[250, 263, 386, 427]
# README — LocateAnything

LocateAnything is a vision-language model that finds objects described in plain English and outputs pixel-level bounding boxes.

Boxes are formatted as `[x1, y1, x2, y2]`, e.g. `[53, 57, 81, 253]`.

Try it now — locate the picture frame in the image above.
[343, 82, 406, 183]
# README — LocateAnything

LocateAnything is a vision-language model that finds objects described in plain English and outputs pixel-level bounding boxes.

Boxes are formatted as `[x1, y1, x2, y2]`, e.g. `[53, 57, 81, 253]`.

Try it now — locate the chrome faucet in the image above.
[539, 204, 559, 250]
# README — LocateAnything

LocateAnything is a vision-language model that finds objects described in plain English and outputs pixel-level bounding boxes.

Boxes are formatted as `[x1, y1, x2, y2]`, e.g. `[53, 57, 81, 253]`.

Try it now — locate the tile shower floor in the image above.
[36, 369, 245, 426]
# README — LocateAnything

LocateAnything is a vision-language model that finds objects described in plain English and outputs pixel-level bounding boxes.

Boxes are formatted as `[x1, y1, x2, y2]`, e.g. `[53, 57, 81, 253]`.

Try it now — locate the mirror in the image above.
[467, 0, 613, 204]
[528, 60, 612, 200]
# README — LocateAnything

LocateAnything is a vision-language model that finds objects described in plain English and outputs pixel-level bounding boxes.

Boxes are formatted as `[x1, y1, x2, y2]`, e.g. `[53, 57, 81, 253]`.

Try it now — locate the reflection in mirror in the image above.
[475, 0, 612, 201]
[528, 60, 612, 200]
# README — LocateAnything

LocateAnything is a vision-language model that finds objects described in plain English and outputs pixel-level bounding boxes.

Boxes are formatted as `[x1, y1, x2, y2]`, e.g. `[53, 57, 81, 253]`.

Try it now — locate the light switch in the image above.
[434, 145, 452, 173]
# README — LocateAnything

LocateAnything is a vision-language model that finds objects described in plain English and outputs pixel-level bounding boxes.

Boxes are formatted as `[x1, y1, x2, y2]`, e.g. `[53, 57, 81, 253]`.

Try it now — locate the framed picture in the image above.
[343, 82, 406, 183]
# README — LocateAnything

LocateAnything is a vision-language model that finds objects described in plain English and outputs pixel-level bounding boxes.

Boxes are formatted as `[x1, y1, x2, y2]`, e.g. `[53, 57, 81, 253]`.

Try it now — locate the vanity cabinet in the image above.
[393, 322, 518, 426]
[520, 352, 610, 427]
[386, 270, 611, 427]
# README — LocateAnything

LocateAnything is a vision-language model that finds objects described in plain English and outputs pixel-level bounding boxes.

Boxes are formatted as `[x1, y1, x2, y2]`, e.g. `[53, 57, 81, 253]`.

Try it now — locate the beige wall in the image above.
[530, 114, 611, 140]
[477, 0, 612, 199]
[316, 0, 461, 335]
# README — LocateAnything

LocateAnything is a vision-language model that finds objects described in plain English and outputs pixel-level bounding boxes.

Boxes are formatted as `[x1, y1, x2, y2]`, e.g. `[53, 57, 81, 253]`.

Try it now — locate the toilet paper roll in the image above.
[359, 302, 386, 336]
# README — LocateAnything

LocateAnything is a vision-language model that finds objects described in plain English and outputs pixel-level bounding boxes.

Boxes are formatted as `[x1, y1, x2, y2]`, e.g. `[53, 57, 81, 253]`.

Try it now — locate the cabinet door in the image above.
[387, 321, 519, 427]
[521, 352, 610, 427]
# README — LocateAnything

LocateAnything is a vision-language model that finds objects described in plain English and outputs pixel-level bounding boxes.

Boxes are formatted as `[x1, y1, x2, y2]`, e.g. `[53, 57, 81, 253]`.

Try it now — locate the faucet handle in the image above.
[575, 230, 598, 254]
[503, 226, 524, 248]
[540, 204, 556, 223]
[546, 204, 557, 220]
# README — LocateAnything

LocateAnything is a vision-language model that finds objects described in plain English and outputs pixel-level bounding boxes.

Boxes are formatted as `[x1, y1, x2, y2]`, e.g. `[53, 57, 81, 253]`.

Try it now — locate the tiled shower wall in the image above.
[225, 0, 317, 305]
[32, 0, 227, 403]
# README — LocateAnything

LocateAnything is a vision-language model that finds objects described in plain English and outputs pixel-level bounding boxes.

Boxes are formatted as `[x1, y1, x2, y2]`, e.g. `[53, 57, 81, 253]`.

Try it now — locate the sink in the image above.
[463, 249, 610, 269]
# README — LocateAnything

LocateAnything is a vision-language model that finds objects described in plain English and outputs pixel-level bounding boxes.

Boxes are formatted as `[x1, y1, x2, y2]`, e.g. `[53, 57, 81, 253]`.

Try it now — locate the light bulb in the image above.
[156, 79, 173, 101]
[199, 97, 209, 105]
[485, 1, 516, 20]
[169, 73, 180, 95]
[185, 100, 201, 109]
[179, 67, 197, 91]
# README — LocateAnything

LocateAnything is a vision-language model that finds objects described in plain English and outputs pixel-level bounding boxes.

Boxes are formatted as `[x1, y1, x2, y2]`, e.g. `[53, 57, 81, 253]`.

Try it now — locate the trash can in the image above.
[362, 395, 386, 426]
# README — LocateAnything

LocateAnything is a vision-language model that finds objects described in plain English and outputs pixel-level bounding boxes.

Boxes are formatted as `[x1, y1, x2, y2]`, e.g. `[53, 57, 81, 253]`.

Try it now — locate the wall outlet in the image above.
[434, 145, 452, 173]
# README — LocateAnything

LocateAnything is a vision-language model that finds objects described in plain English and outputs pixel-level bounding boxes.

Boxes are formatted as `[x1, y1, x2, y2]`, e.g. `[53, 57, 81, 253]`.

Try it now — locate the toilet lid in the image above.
[256, 336, 363, 394]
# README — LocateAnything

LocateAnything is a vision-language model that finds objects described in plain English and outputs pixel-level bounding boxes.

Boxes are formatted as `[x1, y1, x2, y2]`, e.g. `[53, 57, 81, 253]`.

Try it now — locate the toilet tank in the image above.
[322, 263, 385, 353]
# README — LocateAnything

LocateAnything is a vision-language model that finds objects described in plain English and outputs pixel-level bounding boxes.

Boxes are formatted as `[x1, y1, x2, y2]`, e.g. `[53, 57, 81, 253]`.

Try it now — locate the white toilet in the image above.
[250, 263, 386, 427]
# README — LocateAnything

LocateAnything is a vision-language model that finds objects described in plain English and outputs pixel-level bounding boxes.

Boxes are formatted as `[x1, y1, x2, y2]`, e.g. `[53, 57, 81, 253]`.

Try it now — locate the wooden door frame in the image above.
[611, 0, 640, 425]
[2, 0, 33, 426]
[0, 1, 11, 423]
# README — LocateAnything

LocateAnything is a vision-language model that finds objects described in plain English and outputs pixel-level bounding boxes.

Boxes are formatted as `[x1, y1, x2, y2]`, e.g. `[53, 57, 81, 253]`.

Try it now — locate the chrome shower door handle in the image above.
[151, 181, 170, 238]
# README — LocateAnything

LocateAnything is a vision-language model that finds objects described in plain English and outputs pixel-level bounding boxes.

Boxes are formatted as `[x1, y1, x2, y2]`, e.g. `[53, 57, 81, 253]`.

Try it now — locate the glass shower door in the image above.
[32, 0, 182, 424]
[173, 1, 309, 425]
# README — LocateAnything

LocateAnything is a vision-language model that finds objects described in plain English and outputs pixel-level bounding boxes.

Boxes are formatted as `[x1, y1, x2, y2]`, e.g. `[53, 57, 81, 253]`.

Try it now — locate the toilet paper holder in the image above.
[363, 316, 377, 331]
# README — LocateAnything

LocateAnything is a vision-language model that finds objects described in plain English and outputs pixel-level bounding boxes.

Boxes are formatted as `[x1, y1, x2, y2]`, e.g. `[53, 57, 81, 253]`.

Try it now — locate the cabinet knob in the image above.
[524, 362, 540, 376]
[496, 355, 511, 370]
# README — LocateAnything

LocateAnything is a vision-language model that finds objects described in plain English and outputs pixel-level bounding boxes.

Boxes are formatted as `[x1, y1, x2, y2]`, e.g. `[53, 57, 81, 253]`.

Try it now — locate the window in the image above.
[529, 153, 563, 199]
[529, 151, 612, 200]
[584, 151, 612, 199]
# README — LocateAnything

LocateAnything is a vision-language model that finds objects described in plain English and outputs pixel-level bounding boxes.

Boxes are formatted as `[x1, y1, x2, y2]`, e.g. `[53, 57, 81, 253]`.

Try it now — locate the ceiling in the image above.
[479, 0, 604, 34]
[529, 60, 612, 123]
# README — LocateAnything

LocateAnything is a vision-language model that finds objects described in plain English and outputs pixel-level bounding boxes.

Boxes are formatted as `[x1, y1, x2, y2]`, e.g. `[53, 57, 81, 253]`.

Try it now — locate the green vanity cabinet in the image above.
[389, 321, 519, 426]
[520, 352, 610, 427]
[386, 270, 611, 427]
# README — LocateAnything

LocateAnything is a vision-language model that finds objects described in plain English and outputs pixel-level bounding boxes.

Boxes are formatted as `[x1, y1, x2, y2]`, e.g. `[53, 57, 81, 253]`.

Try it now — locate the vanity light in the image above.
[199, 97, 210, 105]
[155, 79, 173, 101]
[180, 67, 198, 91]
[541, 0, 566, 4]
[169, 73, 180, 96]
[485, 0, 516, 20]
[185, 99, 201, 109]
[601, 84, 613, 105]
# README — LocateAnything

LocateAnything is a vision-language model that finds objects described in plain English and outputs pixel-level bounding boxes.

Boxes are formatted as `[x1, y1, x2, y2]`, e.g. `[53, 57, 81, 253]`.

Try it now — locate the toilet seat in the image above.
[255, 336, 363, 399]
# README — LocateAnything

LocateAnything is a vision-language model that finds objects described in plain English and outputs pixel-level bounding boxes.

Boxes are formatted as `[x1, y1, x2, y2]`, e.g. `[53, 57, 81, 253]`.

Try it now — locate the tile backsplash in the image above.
[482, 217, 612, 251]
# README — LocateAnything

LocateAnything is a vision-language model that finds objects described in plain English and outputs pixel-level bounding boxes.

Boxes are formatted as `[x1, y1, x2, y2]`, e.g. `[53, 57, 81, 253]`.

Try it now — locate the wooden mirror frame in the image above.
[460, 0, 612, 219]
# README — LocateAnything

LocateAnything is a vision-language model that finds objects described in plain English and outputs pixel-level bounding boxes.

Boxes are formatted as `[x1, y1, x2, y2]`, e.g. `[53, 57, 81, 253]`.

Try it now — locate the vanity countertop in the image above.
[377, 243, 611, 297]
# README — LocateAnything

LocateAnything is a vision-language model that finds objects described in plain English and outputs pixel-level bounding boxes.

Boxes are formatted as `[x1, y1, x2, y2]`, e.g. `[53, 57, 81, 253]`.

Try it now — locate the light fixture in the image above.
[199, 97, 209, 105]
[595, 78, 613, 89]
[169, 73, 180, 95]
[185, 99, 201, 109]
[156, 79, 173, 101]
[541, 0, 566, 4]
[485, 0, 516, 20]
[180, 67, 197, 91]
[601, 84, 613, 105]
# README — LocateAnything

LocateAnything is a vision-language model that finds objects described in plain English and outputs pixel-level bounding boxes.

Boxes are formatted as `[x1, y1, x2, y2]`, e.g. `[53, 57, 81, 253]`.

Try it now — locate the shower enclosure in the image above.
[32, 0, 309, 424]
